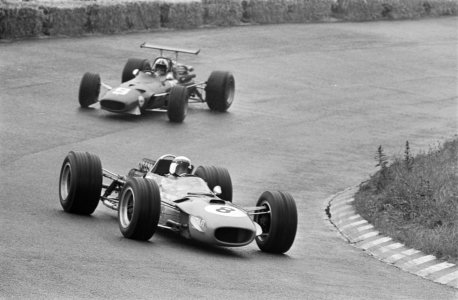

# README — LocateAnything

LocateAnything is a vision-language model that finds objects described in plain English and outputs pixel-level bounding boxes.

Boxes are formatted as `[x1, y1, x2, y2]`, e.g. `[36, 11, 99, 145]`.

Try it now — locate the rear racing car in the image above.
[78, 43, 235, 122]
[59, 151, 298, 254]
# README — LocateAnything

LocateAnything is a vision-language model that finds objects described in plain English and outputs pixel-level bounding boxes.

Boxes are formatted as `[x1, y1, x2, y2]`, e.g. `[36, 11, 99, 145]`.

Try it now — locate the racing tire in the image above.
[122, 58, 151, 83]
[205, 71, 235, 112]
[118, 177, 161, 241]
[167, 85, 188, 123]
[194, 166, 233, 202]
[59, 151, 102, 215]
[254, 191, 297, 254]
[78, 72, 101, 108]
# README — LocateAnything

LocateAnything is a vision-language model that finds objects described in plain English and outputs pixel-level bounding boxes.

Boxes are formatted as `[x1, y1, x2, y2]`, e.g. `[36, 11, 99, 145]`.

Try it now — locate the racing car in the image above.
[59, 151, 298, 254]
[78, 43, 235, 122]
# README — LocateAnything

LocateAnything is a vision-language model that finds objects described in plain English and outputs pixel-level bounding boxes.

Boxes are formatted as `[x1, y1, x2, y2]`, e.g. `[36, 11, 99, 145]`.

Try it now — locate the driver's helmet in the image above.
[153, 58, 170, 76]
[169, 156, 191, 176]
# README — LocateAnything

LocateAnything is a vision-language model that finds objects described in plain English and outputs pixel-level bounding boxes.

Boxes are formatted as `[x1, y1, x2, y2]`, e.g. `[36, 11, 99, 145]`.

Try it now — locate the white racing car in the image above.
[59, 151, 298, 253]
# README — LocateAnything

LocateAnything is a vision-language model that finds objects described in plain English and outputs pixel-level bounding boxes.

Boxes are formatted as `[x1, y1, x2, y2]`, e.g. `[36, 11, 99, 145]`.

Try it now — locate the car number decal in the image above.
[205, 205, 245, 217]
[112, 87, 130, 95]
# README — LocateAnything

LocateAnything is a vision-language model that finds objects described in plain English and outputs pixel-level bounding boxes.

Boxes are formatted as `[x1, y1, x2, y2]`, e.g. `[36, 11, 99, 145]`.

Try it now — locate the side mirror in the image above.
[132, 69, 139, 76]
[213, 186, 222, 195]
[188, 66, 194, 72]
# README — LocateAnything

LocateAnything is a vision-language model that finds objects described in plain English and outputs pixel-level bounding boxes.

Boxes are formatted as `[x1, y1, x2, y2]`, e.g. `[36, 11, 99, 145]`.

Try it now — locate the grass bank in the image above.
[354, 137, 458, 263]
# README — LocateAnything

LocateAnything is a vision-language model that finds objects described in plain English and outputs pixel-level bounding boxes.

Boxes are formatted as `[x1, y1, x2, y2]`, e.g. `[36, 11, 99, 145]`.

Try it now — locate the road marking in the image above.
[400, 255, 436, 269]
[333, 197, 354, 206]
[357, 224, 374, 232]
[332, 205, 354, 214]
[327, 189, 458, 289]
[360, 237, 392, 250]
[402, 249, 420, 256]
[378, 243, 403, 253]
[385, 248, 423, 264]
[434, 270, 458, 284]
[385, 253, 405, 263]
[331, 202, 345, 209]
[333, 210, 355, 220]
[332, 193, 354, 202]
[416, 262, 455, 277]
[340, 219, 368, 230]
[335, 214, 360, 224]
[354, 231, 378, 241]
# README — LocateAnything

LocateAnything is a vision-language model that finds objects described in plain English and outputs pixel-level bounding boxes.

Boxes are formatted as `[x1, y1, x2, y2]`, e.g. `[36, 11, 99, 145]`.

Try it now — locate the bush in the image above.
[355, 138, 458, 262]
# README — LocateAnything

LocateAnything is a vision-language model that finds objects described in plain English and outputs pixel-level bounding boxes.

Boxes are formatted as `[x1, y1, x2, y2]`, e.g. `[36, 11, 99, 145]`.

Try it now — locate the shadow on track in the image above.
[54, 208, 247, 258]
[54, 208, 295, 260]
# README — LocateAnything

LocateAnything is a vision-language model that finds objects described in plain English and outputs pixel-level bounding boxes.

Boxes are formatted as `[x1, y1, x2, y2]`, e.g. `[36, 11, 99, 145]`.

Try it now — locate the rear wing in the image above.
[140, 43, 200, 59]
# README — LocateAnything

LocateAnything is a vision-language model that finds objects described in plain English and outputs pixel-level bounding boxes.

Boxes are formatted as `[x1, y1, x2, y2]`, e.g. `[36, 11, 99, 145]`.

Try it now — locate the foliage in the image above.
[355, 137, 458, 262]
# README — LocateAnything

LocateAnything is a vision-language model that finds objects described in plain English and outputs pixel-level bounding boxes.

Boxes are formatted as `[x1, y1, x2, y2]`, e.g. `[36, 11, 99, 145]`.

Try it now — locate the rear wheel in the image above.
[118, 178, 161, 241]
[205, 71, 235, 112]
[59, 151, 102, 215]
[194, 166, 232, 202]
[167, 85, 188, 123]
[78, 72, 100, 108]
[254, 191, 297, 254]
[122, 58, 151, 83]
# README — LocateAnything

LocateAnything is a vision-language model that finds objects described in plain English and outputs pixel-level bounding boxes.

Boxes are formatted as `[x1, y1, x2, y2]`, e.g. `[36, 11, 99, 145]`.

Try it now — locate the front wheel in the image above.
[194, 166, 232, 202]
[118, 178, 161, 241]
[205, 71, 235, 112]
[122, 58, 151, 83]
[254, 191, 297, 254]
[167, 85, 188, 123]
[59, 151, 102, 215]
[78, 72, 100, 108]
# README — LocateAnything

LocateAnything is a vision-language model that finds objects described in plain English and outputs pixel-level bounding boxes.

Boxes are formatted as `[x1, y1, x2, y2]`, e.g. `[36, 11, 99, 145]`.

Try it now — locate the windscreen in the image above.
[160, 176, 212, 199]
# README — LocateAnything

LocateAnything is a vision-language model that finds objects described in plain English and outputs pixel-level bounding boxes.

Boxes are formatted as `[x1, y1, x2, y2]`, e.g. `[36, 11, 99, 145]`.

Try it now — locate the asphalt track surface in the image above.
[1, 18, 457, 299]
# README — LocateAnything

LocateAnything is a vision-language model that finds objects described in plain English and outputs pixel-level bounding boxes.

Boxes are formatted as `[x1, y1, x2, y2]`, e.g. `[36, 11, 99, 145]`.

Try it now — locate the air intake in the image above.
[215, 227, 254, 244]
[100, 100, 126, 111]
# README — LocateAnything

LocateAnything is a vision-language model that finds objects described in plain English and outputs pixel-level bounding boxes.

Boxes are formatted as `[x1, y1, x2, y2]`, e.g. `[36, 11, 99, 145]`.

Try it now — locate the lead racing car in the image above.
[59, 151, 298, 254]
[78, 43, 235, 122]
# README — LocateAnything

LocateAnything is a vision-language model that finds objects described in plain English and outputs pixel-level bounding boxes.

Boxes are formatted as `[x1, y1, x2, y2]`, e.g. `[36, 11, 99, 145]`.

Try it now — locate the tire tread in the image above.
[255, 191, 297, 254]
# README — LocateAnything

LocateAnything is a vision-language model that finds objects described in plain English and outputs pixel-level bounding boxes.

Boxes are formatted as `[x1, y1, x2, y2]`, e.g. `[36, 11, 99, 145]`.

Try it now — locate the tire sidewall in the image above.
[59, 156, 77, 211]
[254, 191, 297, 253]
[167, 85, 188, 123]
[119, 184, 139, 237]
[205, 71, 235, 112]
[58, 151, 102, 215]
[118, 178, 161, 240]
[78, 72, 100, 108]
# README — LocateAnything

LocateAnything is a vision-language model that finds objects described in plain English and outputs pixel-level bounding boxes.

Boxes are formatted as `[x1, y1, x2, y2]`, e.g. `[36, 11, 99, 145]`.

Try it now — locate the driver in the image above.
[153, 58, 171, 77]
[169, 156, 192, 176]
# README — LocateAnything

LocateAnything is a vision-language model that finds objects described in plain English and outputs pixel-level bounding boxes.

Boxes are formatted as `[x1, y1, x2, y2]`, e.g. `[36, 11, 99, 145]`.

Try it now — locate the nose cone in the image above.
[100, 87, 141, 113]
[187, 204, 257, 247]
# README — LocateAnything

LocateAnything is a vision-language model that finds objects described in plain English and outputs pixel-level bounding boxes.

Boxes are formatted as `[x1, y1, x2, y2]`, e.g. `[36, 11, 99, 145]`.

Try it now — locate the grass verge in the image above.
[354, 137, 458, 264]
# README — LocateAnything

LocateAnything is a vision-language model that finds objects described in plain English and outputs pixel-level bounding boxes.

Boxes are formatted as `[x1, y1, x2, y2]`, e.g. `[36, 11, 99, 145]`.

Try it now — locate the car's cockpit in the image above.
[149, 154, 175, 176]
[142, 154, 195, 177]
